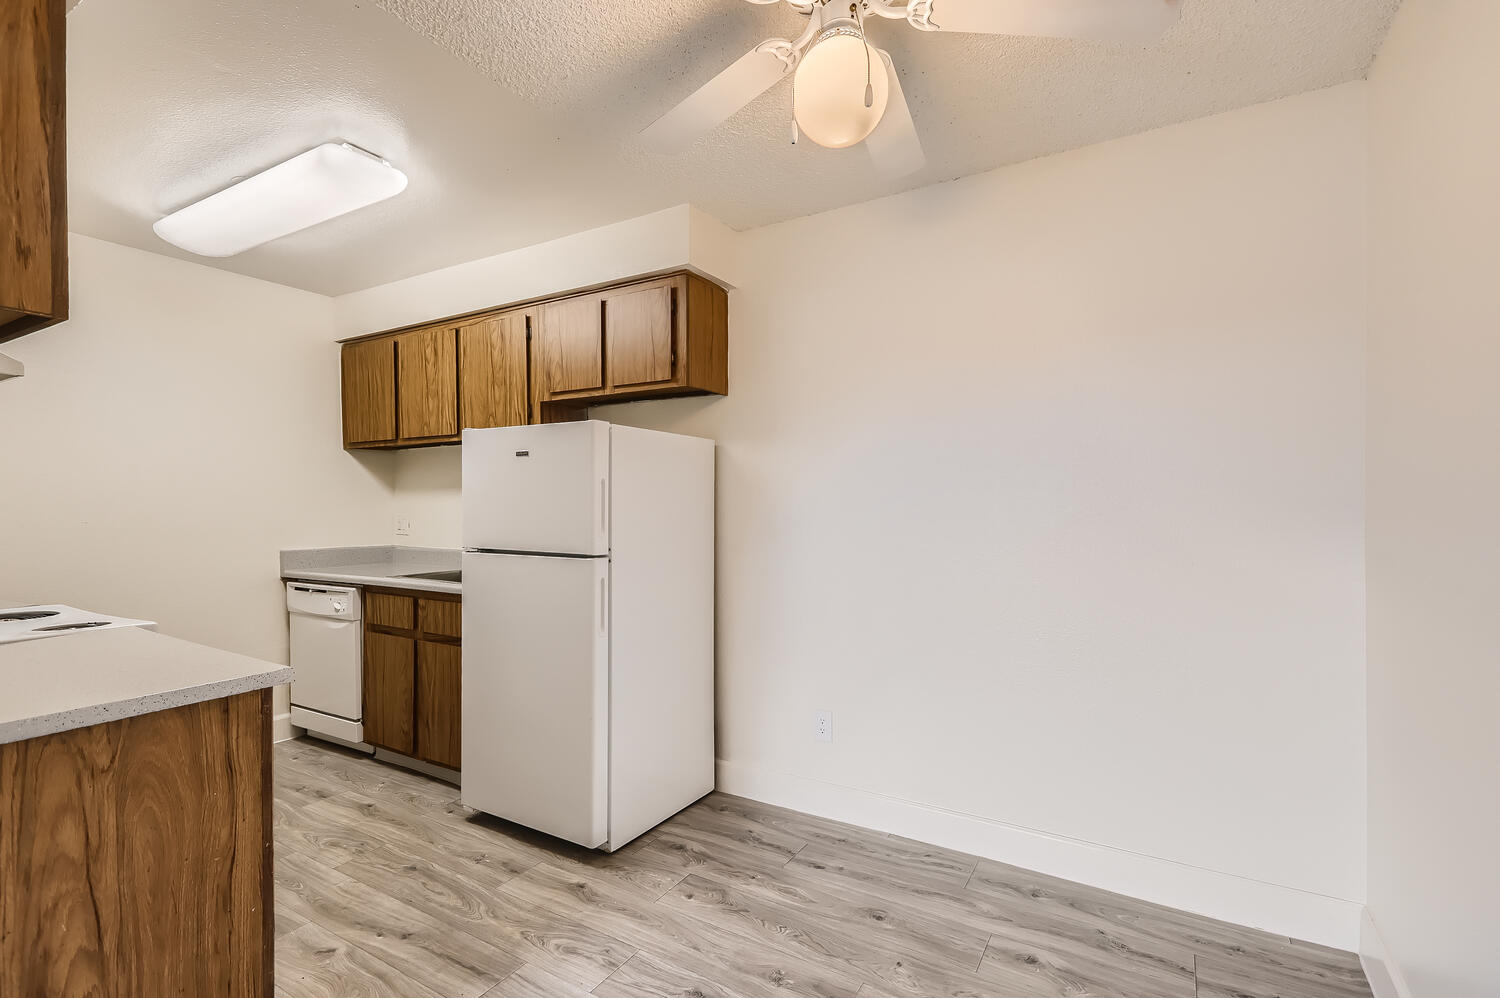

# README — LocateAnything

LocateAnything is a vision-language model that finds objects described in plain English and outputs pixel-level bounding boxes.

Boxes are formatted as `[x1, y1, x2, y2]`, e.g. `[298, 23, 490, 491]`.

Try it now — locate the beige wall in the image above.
[1364, 2, 1500, 995]
[0, 235, 397, 733]
[369, 84, 1371, 945]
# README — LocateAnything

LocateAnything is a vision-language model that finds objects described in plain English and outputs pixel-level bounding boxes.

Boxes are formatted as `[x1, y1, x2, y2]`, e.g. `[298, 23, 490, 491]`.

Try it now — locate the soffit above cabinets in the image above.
[68, 0, 1398, 295]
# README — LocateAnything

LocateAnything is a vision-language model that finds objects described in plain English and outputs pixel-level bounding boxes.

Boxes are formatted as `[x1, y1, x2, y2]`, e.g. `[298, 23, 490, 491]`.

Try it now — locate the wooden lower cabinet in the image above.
[415, 641, 461, 769]
[363, 630, 415, 755]
[0, 689, 273, 996]
[362, 588, 460, 769]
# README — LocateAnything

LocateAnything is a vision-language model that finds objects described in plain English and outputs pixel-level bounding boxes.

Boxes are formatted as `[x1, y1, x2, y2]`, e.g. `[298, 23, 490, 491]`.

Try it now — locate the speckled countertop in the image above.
[280, 545, 462, 595]
[0, 627, 292, 744]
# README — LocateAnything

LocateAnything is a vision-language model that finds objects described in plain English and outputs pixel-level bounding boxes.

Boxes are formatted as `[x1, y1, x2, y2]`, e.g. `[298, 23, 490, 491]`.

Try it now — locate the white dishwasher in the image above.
[286, 582, 367, 747]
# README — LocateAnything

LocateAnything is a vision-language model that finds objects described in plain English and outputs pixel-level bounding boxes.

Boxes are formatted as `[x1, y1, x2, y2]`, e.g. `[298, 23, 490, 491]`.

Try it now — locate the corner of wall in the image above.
[717, 759, 1364, 951]
[1360, 909, 1415, 998]
[686, 205, 747, 289]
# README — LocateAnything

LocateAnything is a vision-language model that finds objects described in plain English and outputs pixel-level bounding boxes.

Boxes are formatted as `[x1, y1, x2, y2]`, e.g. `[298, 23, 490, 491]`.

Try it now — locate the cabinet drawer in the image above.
[367, 591, 414, 630]
[419, 597, 461, 640]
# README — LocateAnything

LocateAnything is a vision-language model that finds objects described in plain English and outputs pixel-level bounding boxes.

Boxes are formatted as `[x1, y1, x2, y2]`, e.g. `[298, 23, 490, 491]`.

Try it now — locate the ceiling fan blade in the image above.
[866, 51, 924, 178]
[917, 0, 1181, 41]
[641, 44, 794, 152]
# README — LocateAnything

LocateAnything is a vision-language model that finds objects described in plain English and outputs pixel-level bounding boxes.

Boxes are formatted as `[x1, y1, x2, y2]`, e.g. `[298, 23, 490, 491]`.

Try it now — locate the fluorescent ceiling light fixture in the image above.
[153, 142, 408, 257]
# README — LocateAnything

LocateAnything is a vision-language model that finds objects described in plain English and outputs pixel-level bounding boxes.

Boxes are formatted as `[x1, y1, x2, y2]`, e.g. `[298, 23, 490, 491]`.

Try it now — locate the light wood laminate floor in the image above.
[273, 738, 1372, 998]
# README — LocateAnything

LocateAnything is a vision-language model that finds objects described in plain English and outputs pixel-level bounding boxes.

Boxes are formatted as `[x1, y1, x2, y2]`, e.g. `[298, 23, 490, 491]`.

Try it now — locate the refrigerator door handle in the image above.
[598, 576, 606, 635]
[600, 477, 607, 535]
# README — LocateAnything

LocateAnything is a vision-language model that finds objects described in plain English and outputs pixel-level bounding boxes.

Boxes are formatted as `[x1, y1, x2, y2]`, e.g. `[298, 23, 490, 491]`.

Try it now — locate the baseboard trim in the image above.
[715, 758, 1362, 951]
[272, 711, 296, 743]
[1359, 909, 1415, 998]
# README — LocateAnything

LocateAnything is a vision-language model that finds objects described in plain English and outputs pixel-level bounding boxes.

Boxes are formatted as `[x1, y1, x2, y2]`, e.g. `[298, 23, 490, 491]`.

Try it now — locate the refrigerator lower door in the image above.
[461, 550, 609, 848]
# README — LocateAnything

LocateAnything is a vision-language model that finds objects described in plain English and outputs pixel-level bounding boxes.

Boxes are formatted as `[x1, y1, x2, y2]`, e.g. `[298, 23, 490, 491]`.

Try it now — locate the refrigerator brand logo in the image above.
[515, 450, 530, 457]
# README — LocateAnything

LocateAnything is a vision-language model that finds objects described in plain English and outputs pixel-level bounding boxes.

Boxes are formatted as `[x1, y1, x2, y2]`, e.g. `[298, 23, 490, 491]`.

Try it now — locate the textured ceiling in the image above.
[68, 0, 1399, 295]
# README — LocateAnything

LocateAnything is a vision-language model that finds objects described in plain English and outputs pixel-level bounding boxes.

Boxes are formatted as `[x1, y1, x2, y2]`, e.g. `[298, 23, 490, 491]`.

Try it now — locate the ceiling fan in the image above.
[642, 0, 1182, 177]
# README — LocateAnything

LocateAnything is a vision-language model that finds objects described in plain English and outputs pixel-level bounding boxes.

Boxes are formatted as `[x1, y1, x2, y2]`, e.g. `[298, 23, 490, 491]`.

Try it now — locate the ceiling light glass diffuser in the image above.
[152, 142, 408, 257]
[794, 26, 890, 149]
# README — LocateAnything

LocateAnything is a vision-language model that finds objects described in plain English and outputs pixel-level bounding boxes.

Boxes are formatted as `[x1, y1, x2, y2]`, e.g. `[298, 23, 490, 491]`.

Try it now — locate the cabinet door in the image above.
[341, 338, 397, 445]
[0, 0, 68, 341]
[363, 631, 414, 754]
[416, 641, 461, 769]
[397, 325, 459, 440]
[539, 294, 604, 397]
[460, 312, 530, 429]
[604, 283, 675, 390]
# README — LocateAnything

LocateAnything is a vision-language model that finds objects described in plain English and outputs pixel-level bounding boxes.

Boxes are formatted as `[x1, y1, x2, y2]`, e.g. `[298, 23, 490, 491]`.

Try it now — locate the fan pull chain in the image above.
[854, 2, 873, 108]
[791, 82, 799, 145]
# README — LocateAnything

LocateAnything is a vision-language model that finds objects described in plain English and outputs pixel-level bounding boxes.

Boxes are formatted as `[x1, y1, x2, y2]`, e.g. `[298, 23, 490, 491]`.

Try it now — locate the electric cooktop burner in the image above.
[0, 605, 157, 644]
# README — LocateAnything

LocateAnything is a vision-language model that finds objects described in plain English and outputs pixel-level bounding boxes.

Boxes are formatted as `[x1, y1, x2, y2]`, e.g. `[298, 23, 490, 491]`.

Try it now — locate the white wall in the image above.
[336, 204, 735, 337]
[1364, 2, 1500, 996]
[361, 84, 1371, 946]
[0, 235, 396, 735]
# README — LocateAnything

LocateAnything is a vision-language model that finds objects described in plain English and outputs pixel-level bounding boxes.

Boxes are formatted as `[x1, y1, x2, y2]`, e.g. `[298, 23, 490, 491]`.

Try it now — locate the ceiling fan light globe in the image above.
[793, 30, 890, 149]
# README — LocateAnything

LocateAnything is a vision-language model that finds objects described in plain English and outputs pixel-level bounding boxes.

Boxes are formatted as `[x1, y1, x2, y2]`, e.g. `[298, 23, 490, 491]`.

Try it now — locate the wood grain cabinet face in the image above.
[362, 588, 461, 769]
[0, 690, 273, 997]
[418, 597, 462, 640]
[341, 338, 397, 446]
[536, 273, 725, 403]
[539, 293, 605, 397]
[341, 270, 726, 448]
[366, 591, 414, 630]
[604, 283, 675, 390]
[416, 641, 461, 770]
[460, 311, 531, 429]
[363, 630, 415, 755]
[0, 0, 68, 343]
[397, 326, 459, 441]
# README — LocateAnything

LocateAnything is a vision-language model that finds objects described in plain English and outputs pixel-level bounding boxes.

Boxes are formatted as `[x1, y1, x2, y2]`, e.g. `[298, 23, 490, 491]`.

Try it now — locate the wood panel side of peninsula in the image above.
[0, 688, 274, 997]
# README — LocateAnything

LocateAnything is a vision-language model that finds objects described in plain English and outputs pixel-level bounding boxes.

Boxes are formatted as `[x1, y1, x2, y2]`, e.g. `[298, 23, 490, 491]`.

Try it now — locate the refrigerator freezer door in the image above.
[462, 421, 610, 556]
[461, 550, 609, 848]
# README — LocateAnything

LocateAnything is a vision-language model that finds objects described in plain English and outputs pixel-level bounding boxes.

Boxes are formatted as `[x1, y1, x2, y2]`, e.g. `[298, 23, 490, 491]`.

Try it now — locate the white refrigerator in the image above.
[461, 420, 714, 851]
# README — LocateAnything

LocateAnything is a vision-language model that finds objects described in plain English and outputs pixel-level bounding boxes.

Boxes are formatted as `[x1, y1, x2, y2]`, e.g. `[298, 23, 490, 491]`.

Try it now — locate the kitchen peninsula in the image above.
[0, 618, 290, 997]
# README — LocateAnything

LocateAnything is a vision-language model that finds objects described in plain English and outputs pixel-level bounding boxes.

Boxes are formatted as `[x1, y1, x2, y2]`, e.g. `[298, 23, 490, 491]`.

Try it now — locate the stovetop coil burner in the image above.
[0, 610, 61, 622]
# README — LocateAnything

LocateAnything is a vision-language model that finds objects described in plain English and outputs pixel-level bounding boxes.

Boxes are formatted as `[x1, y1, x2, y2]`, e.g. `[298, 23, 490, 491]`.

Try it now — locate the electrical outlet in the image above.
[814, 709, 833, 743]
[394, 515, 412, 537]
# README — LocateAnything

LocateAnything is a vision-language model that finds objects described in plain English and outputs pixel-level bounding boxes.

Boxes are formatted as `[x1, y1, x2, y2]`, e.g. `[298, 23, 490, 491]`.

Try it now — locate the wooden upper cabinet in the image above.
[605, 283, 674, 390]
[397, 325, 459, 441]
[539, 293, 605, 397]
[1, 0, 68, 342]
[341, 338, 397, 446]
[460, 311, 531, 430]
[537, 273, 726, 404]
[339, 270, 726, 450]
